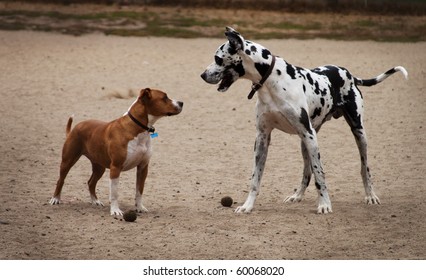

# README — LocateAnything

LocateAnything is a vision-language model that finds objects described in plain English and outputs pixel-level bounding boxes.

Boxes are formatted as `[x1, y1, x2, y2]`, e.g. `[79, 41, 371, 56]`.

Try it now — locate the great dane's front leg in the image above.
[235, 127, 272, 213]
[284, 141, 311, 203]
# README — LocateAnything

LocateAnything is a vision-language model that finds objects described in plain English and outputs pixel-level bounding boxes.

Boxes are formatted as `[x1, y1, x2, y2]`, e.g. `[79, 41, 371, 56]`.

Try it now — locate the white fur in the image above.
[49, 197, 60, 205]
[122, 132, 152, 172]
[135, 189, 149, 213]
[109, 178, 122, 215]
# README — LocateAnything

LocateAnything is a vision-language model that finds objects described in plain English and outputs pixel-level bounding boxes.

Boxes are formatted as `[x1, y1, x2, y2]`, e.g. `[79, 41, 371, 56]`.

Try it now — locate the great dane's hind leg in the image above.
[296, 108, 332, 214]
[235, 129, 272, 213]
[343, 91, 380, 205]
[347, 121, 380, 205]
[304, 133, 332, 214]
[284, 141, 311, 203]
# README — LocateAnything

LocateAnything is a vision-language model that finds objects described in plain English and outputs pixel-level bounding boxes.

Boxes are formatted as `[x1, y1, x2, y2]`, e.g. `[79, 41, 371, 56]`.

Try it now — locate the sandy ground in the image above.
[0, 30, 425, 260]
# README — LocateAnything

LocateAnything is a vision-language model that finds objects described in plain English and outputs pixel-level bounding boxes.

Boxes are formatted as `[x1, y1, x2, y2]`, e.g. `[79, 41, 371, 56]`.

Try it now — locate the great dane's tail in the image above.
[355, 66, 408, 87]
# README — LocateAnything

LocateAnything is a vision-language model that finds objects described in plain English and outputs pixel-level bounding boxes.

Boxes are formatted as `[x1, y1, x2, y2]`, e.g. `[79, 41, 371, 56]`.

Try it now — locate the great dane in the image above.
[201, 27, 407, 214]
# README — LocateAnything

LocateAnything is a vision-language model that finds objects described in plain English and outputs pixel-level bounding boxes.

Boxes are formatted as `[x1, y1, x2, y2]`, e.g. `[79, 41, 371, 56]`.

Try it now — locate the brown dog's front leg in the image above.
[135, 164, 149, 213]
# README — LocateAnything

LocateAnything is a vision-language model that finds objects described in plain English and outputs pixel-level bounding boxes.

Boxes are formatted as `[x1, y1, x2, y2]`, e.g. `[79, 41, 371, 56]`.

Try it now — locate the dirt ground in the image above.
[0, 29, 425, 260]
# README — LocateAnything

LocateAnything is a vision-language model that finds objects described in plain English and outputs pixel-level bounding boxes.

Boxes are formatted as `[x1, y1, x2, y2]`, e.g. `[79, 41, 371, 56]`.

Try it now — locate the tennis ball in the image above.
[123, 210, 137, 222]
[221, 196, 233, 207]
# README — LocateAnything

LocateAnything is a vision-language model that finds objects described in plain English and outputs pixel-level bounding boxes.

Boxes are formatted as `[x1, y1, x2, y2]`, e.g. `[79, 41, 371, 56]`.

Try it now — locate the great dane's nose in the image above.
[200, 72, 207, 81]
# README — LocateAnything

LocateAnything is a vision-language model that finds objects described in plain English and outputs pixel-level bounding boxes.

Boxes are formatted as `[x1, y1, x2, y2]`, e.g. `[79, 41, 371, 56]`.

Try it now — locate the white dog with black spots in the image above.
[201, 27, 407, 214]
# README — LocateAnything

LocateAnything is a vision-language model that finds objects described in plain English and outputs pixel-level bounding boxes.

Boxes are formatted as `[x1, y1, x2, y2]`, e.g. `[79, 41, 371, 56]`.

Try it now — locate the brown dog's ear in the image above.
[139, 88, 152, 103]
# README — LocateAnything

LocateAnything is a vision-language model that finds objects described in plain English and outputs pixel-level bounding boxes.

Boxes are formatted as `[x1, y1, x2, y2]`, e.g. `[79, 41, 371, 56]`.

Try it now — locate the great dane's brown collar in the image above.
[247, 55, 276, 100]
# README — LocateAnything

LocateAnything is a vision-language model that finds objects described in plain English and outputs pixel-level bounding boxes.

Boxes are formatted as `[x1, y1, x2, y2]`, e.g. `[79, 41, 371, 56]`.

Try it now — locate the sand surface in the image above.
[0, 30, 425, 259]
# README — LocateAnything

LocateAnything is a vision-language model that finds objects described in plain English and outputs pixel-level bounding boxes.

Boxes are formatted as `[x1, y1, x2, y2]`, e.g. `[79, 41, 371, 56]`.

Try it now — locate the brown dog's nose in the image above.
[178, 101, 184, 108]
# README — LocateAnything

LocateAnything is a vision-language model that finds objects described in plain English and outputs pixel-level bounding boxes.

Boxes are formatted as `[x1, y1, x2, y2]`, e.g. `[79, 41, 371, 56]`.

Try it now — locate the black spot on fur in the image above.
[262, 48, 271, 59]
[305, 176, 311, 186]
[306, 73, 314, 85]
[303, 84, 306, 93]
[287, 64, 296, 79]
[320, 98, 325, 106]
[296, 66, 306, 79]
[234, 62, 245, 77]
[214, 55, 223, 66]
[346, 70, 352, 79]
[315, 182, 321, 190]
[255, 62, 270, 77]
[314, 81, 320, 95]
[277, 69, 281, 75]
[313, 66, 345, 106]
[300, 108, 312, 134]
[251, 45, 257, 53]
[343, 87, 362, 130]
[245, 49, 251, 55]
[311, 107, 322, 119]
[228, 45, 237, 55]
[385, 68, 396, 75]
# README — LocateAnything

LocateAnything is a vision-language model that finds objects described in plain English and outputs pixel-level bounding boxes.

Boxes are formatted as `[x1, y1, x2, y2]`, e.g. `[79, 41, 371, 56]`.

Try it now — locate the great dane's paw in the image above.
[235, 205, 253, 214]
[317, 205, 332, 214]
[284, 193, 303, 203]
[136, 205, 149, 213]
[317, 199, 333, 214]
[365, 195, 381, 205]
[49, 197, 61, 205]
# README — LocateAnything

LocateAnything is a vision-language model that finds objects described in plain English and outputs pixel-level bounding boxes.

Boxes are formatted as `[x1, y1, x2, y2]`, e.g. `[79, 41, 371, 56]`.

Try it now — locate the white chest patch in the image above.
[122, 132, 152, 171]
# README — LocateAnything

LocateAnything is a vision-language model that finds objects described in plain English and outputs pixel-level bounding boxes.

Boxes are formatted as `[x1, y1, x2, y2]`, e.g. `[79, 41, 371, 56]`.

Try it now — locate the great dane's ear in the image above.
[225, 26, 244, 52]
[139, 88, 152, 103]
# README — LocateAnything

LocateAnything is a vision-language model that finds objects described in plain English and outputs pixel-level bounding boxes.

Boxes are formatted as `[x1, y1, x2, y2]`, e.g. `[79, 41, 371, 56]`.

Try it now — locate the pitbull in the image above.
[50, 88, 183, 215]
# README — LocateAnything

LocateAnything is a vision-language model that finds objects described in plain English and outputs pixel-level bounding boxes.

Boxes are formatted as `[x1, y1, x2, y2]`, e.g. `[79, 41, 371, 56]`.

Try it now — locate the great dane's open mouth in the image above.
[217, 72, 235, 92]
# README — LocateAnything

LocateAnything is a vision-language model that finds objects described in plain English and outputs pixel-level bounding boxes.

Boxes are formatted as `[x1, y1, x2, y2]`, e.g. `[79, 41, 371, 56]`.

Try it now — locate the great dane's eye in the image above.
[215, 56, 224, 66]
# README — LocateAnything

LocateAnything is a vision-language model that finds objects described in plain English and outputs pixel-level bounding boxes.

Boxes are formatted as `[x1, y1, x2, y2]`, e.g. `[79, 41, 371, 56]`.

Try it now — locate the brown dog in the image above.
[49, 88, 183, 215]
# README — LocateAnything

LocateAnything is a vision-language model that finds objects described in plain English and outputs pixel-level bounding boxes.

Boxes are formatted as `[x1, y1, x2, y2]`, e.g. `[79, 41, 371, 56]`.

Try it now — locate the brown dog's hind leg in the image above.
[88, 162, 105, 206]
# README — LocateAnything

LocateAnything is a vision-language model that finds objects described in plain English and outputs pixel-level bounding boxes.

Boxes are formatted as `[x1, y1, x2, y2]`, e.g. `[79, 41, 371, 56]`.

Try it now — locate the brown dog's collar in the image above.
[127, 111, 155, 133]
[248, 55, 276, 100]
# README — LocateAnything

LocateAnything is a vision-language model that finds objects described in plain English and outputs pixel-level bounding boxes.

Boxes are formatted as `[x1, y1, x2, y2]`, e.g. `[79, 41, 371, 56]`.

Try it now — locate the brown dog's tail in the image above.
[66, 115, 74, 136]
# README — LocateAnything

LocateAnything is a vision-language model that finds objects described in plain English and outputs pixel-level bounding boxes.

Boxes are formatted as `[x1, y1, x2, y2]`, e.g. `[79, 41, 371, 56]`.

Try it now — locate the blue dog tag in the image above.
[150, 132, 158, 139]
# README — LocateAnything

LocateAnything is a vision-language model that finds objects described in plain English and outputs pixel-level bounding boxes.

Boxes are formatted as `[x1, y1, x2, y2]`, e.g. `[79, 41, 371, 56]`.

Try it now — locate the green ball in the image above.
[221, 196, 233, 207]
[123, 210, 137, 222]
